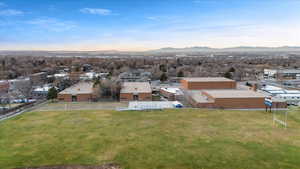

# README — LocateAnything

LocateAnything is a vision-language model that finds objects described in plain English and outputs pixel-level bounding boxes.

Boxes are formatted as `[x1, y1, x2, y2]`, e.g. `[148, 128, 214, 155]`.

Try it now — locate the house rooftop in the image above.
[182, 77, 235, 82]
[186, 90, 214, 103]
[278, 69, 300, 74]
[30, 72, 46, 76]
[204, 90, 266, 99]
[59, 82, 94, 95]
[161, 87, 183, 95]
[121, 82, 152, 94]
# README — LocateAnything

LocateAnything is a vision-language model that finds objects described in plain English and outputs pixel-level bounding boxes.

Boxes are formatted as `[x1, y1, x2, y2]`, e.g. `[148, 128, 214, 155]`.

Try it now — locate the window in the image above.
[133, 94, 139, 101]
[72, 95, 77, 102]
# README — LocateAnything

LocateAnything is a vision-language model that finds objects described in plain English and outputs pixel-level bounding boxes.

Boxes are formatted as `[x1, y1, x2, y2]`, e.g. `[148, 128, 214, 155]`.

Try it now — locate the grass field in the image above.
[0, 107, 300, 169]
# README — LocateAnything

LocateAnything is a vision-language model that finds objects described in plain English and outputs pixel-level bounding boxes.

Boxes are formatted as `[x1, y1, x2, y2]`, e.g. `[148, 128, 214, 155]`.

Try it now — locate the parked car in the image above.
[12, 99, 36, 104]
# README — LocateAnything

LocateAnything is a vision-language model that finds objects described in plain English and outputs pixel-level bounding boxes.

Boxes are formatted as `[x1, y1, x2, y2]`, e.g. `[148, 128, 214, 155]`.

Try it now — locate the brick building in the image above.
[120, 82, 152, 101]
[181, 77, 236, 90]
[57, 82, 96, 102]
[160, 87, 183, 101]
[182, 77, 278, 109]
[187, 90, 266, 109]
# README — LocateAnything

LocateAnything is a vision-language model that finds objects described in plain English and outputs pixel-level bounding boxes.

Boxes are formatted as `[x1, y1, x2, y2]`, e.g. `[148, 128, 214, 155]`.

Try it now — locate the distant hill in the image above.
[150, 46, 300, 53]
[1, 46, 300, 57]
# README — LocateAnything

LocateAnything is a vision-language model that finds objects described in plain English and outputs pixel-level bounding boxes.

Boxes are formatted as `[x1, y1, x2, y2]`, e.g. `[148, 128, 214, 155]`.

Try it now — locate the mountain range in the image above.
[1, 46, 300, 56]
[150, 46, 300, 53]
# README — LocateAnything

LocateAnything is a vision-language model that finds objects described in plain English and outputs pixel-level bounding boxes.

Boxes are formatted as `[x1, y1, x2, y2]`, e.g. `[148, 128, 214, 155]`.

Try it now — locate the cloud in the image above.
[0, 9, 23, 16]
[146, 16, 160, 21]
[27, 18, 76, 32]
[80, 8, 112, 15]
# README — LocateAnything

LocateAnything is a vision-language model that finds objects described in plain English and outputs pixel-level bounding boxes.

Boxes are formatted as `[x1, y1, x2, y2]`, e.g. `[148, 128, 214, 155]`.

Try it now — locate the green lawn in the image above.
[0, 108, 300, 169]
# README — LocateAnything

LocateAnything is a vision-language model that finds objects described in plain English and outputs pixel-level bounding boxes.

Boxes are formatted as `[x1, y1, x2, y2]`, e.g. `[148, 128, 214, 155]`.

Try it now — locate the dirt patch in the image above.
[14, 163, 121, 169]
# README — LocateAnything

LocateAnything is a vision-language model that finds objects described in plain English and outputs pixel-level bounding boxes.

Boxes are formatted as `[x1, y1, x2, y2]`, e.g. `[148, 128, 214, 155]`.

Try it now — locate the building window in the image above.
[133, 94, 139, 101]
[72, 95, 77, 102]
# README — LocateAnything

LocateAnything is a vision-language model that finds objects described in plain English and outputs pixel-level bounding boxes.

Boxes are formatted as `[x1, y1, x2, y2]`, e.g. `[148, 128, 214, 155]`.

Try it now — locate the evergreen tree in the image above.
[177, 71, 184, 77]
[47, 87, 58, 101]
[160, 73, 168, 82]
[224, 71, 232, 79]
[159, 64, 167, 72]
[229, 67, 236, 73]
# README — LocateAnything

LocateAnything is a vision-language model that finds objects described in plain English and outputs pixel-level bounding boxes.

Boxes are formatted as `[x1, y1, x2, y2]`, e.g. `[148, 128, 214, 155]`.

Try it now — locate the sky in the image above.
[0, 0, 300, 51]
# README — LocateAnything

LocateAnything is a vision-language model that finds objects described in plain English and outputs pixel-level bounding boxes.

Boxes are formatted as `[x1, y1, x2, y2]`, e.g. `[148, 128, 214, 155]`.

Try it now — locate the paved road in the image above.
[0, 100, 48, 122]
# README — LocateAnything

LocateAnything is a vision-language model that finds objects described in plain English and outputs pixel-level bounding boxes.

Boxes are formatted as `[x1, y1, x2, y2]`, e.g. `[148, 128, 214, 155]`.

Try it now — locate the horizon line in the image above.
[1, 45, 300, 52]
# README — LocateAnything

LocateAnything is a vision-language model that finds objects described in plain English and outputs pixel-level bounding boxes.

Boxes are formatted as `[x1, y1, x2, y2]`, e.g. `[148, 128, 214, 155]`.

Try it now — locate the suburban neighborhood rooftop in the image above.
[204, 90, 266, 98]
[120, 82, 152, 93]
[59, 82, 94, 95]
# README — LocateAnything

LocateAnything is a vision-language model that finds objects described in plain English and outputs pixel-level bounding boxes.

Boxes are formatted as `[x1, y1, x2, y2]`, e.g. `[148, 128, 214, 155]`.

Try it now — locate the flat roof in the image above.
[204, 90, 266, 99]
[277, 94, 300, 97]
[279, 69, 300, 74]
[262, 85, 283, 91]
[160, 87, 183, 95]
[284, 90, 300, 94]
[59, 82, 94, 95]
[182, 77, 235, 82]
[121, 82, 152, 94]
[186, 90, 214, 103]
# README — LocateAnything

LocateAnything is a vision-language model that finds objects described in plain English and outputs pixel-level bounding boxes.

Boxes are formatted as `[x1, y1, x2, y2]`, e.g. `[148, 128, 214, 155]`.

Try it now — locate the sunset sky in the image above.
[0, 0, 300, 51]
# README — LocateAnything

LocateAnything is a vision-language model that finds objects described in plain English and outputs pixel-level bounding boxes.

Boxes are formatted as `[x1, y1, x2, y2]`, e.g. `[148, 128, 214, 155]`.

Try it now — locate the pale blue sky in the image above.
[0, 0, 300, 50]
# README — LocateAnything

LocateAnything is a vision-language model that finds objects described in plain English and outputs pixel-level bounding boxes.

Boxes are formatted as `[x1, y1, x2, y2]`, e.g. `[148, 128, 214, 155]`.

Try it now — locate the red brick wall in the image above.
[0, 82, 9, 93]
[77, 94, 93, 102]
[120, 93, 152, 101]
[181, 80, 236, 90]
[214, 98, 266, 109]
[57, 93, 93, 102]
[189, 97, 265, 109]
[181, 80, 189, 89]
[139, 93, 152, 101]
[57, 94, 72, 102]
[120, 93, 133, 101]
